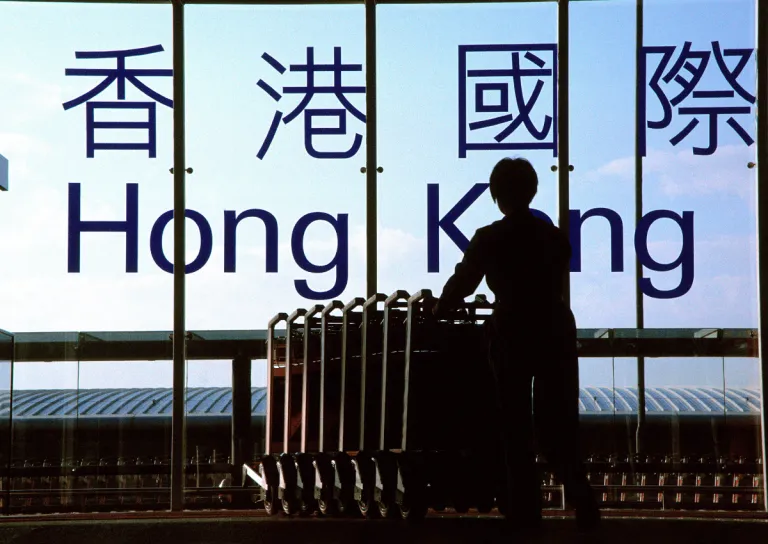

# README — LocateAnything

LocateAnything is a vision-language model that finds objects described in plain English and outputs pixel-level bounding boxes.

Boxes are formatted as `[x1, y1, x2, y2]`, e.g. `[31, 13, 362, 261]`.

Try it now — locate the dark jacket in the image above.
[437, 209, 571, 317]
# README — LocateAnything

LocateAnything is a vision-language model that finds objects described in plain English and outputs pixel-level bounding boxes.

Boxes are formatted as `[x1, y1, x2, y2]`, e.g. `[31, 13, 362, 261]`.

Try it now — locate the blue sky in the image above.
[0, 0, 760, 397]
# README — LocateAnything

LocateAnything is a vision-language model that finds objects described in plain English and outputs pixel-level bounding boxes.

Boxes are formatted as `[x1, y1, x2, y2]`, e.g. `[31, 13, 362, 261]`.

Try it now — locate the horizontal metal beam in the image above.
[3, 328, 759, 362]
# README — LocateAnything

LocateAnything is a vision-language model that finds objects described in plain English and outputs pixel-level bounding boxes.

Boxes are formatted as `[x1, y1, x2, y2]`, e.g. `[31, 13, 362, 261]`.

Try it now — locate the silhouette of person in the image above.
[433, 157, 600, 532]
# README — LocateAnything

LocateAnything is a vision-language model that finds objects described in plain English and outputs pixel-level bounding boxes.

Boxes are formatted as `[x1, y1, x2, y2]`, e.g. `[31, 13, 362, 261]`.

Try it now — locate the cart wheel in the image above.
[299, 498, 315, 517]
[282, 498, 299, 516]
[358, 497, 380, 518]
[263, 489, 279, 516]
[318, 498, 340, 517]
[377, 500, 399, 519]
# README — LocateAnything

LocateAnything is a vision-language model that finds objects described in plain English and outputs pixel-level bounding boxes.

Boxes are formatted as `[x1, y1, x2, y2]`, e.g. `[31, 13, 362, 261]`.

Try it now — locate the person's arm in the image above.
[434, 230, 486, 314]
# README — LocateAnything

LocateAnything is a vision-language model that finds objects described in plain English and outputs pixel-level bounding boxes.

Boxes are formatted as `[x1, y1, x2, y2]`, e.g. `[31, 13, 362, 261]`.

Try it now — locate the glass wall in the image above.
[0, 0, 763, 515]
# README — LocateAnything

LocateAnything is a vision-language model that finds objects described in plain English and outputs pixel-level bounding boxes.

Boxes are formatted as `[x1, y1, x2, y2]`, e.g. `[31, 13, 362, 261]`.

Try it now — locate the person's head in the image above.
[489, 157, 538, 214]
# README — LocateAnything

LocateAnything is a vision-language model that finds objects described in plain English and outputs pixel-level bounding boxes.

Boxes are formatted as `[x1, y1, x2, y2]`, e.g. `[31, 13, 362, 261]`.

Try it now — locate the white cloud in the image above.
[583, 145, 755, 199]
[0, 72, 64, 124]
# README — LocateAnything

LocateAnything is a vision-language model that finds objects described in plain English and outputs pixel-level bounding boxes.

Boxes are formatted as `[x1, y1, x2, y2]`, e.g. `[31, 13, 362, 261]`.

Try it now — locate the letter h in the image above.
[68, 183, 139, 272]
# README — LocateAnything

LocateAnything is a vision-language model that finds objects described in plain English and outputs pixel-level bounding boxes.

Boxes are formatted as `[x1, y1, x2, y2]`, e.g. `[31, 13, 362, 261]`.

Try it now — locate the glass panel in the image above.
[377, 2, 558, 298]
[185, 4, 366, 332]
[724, 357, 762, 507]
[0, 330, 12, 515]
[639, 0, 759, 510]
[579, 357, 637, 456]
[645, 356, 729, 508]
[78, 360, 173, 511]
[641, 1, 757, 325]
[185, 359, 231, 507]
[569, 1, 641, 508]
[570, 0, 636, 328]
[0, 3, 173, 513]
[10, 354, 78, 514]
[252, 359, 268, 457]
[578, 356, 637, 508]
[185, 5, 364, 505]
[0, 3, 174, 333]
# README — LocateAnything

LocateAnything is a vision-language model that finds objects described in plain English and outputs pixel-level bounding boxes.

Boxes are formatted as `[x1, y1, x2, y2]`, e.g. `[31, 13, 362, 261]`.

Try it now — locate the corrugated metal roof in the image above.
[577, 387, 760, 414]
[0, 388, 267, 417]
[0, 387, 759, 418]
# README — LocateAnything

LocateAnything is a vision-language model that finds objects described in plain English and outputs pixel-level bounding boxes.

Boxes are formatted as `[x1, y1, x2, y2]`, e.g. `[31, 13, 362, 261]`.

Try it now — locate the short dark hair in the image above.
[489, 157, 538, 208]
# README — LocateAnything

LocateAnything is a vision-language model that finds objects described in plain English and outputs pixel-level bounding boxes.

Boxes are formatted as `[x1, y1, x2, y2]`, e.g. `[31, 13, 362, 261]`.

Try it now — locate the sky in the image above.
[0, 0, 761, 400]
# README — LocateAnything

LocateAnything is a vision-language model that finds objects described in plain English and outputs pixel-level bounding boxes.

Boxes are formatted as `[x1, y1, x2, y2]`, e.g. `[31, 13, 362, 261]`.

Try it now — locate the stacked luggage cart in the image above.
[245, 290, 500, 520]
[242, 293, 765, 518]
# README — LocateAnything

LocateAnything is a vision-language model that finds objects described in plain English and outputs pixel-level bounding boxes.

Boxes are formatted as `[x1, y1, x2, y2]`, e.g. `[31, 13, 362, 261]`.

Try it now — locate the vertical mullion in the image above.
[170, 0, 186, 513]
[634, 0, 646, 455]
[365, 0, 377, 298]
[557, 0, 569, 302]
[755, 0, 768, 513]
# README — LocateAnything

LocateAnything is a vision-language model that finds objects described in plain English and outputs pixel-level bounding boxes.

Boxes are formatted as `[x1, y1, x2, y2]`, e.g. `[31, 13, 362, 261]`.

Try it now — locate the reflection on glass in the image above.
[644, 355, 757, 508]
[252, 359, 268, 456]
[78, 361, 173, 510]
[11, 359, 78, 513]
[185, 360, 232, 506]
[579, 357, 637, 459]
[724, 357, 762, 508]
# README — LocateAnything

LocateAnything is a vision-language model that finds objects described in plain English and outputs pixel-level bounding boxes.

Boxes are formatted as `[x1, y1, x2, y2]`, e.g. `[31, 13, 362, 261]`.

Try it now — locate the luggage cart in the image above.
[312, 299, 360, 516]
[292, 305, 324, 516]
[358, 292, 410, 518]
[250, 289, 498, 521]
[329, 298, 368, 516]
[376, 290, 497, 519]
[351, 293, 389, 518]
[275, 308, 310, 516]
[257, 312, 287, 515]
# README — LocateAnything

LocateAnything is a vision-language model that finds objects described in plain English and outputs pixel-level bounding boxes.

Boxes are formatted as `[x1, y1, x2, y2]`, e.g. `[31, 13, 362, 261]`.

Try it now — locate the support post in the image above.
[365, 0, 377, 298]
[170, 0, 186, 512]
[755, 0, 768, 513]
[634, 0, 646, 456]
[231, 354, 253, 487]
[557, 0, 570, 304]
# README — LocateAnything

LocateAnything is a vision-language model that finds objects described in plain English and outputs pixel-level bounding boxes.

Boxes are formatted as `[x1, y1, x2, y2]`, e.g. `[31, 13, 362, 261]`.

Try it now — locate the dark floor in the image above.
[2, 512, 768, 544]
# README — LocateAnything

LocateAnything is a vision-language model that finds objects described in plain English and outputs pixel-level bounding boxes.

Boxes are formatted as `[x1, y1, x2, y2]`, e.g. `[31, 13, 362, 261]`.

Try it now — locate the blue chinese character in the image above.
[256, 47, 366, 159]
[458, 44, 557, 159]
[63, 45, 173, 158]
[640, 41, 755, 156]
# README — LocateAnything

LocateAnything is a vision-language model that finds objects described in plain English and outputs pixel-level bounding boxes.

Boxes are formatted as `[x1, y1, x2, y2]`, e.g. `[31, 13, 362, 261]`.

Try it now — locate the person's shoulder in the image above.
[531, 215, 570, 245]
[475, 219, 505, 239]
[530, 214, 561, 232]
